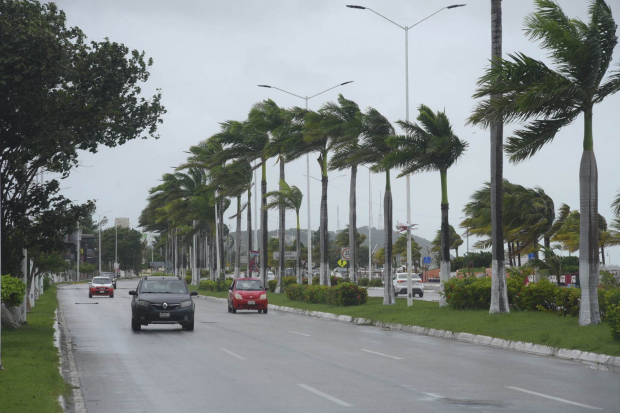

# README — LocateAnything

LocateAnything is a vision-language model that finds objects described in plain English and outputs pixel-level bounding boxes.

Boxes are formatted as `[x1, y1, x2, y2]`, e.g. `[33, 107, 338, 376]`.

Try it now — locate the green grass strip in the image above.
[0, 286, 70, 413]
[194, 288, 620, 357]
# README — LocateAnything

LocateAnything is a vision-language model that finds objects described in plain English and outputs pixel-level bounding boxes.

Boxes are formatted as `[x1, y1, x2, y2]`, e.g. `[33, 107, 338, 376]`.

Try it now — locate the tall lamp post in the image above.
[347, 3, 465, 306]
[97, 210, 112, 275]
[257, 81, 354, 283]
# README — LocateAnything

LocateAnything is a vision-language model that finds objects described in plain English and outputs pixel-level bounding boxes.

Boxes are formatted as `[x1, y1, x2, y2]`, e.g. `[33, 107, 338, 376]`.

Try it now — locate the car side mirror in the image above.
[129, 290, 137, 296]
[229, 286, 233, 290]
[190, 291, 198, 296]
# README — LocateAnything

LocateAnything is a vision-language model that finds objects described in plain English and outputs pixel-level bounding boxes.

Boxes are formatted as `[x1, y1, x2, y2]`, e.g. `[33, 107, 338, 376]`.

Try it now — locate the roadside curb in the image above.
[56, 292, 87, 413]
[197, 294, 620, 369]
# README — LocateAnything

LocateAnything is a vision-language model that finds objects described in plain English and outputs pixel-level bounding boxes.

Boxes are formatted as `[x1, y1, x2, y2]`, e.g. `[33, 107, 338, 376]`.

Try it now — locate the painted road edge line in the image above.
[360, 349, 403, 360]
[288, 331, 311, 337]
[297, 384, 353, 407]
[198, 295, 620, 368]
[507, 386, 602, 411]
[219, 348, 245, 360]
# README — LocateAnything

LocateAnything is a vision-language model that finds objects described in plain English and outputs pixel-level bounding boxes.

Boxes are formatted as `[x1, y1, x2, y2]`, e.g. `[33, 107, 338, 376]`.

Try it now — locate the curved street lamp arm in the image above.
[365, 8, 404, 29]
[308, 81, 354, 100]
[408, 4, 466, 29]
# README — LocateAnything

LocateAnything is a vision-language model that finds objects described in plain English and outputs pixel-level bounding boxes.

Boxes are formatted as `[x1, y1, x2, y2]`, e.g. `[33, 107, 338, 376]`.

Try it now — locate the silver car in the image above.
[392, 273, 424, 297]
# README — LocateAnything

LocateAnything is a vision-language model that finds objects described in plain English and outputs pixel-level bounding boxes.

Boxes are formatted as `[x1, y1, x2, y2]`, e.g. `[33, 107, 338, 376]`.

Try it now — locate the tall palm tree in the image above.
[250, 100, 304, 291]
[469, 0, 620, 325]
[325, 95, 364, 284]
[612, 189, 620, 217]
[265, 180, 304, 284]
[345, 107, 397, 305]
[385, 105, 468, 307]
[431, 225, 463, 258]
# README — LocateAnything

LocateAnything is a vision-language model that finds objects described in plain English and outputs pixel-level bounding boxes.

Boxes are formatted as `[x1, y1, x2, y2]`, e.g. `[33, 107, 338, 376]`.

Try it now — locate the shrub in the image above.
[599, 287, 620, 318]
[328, 282, 368, 306]
[312, 275, 320, 285]
[285, 284, 306, 301]
[443, 277, 492, 310]
[151, 272, 169, 277]
[198, 280, 217, 291]
[359, 278, 369, 287]
[514, 278, 557, 312]
[304, 285, 329, 304]
[1, 275, 26, 307]
[601, 271, 619, 288]
[553, 287, 580, 317]
[607, 304, 620, 341]
[368, 278, 383, 287]
[185, 275, 192, 285]
[43, 276, 52, 291]
[268, 279, 277, 293]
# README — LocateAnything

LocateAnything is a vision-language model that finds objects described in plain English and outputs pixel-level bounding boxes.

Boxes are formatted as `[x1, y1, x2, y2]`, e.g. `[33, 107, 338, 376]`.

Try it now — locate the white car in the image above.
[267, 271, 275, 281]
[392, 273, 424, 297]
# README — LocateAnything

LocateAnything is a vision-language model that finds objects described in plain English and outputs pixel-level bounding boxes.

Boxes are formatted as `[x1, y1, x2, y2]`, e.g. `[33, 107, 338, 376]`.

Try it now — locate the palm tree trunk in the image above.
[383, 169, 394, 305]
[296, 211, 302, 284]
[349, 164, 358, 284]
[247, 188, 252, 276]
[319, 152, 330, 286]
[601, 245, 605, 266]
[578, 107, 600, 326]
[235, 196, 241, 279]
[219, 198, 225, 277]
[439, 170, 451, 308]
[507, 242, 513, 267]
[276, 158, 285, 293]
[261, 161, 268, 288]
[489, 0, 509, 314]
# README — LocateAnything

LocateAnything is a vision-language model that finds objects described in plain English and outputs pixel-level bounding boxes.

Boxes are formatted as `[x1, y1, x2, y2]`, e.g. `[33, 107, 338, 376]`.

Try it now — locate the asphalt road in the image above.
[58, 279, 620, 413]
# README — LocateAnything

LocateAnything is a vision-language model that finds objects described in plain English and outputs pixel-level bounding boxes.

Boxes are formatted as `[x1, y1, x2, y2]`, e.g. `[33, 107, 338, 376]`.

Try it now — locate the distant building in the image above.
[115, 217, 130, 228]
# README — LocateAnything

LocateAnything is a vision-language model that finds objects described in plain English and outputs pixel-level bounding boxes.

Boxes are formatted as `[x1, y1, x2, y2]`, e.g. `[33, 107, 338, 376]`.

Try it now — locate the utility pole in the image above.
[77, 222, 80, 281]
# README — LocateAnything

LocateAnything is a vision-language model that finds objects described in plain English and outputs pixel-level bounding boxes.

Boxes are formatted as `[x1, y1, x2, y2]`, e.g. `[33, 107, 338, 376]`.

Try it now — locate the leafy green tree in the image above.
[394, 235, 422, 268]
[431, 226, 463, 258]
[385, 105, 468, 307]
[469, 0, 620, 325]
[101, 227, 146, 273]
[0, 0, 164, 276]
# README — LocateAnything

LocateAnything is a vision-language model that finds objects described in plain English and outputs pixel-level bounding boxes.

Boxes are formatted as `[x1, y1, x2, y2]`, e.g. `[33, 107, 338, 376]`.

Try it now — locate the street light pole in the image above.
[347, 3, 466, 306]
[257, 81, 354, 283]
[97, 210, 111, 275]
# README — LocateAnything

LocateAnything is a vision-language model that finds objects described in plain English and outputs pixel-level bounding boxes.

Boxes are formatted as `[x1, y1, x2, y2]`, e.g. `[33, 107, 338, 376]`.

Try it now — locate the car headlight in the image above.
[260, 294, 267, 300]
[235, 293, 242, 299]
[138, 300, 150, 307]
[180, 300, 192, 308]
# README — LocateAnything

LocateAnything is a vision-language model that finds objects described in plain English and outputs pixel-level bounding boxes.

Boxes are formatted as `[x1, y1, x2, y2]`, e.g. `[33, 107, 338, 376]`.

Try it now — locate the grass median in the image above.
[0, 285, 69, 413]
[193, 288, 620, 357]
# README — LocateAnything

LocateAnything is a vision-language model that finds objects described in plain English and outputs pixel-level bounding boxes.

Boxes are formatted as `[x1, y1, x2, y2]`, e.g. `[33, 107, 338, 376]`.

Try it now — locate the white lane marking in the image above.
[288, 331, 311, 337]
[297, 384, 352, 407]
[219, 348, 245, 360]
[360, 349, 403, 360]
[362, 338, 381, 344]
[507, 387, 602, 411]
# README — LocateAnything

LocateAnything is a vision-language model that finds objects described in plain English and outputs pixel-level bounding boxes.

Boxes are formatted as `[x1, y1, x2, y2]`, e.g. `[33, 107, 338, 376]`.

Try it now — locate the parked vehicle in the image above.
[284, 268, 295, 277]
[332, 268, 348, 278]
[392, 273, 424, 297]
[228, 278, 268, 314]
[129, 276, 197, 331]
[89, 277, 114, 298]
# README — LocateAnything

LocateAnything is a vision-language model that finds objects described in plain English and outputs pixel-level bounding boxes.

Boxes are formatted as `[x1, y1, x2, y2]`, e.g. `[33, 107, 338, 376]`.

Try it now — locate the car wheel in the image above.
[419, 292, 424, 298]
[110, 294, 114, 298]
[263, 308, 268, 314]
[227, 302, 232, 313]
[231, 305, 236, 314]
[183, 321, 195, 331]
[394, 290, 398, 297]
[131, 318, 141, 332]
[89, 293, 92, 298]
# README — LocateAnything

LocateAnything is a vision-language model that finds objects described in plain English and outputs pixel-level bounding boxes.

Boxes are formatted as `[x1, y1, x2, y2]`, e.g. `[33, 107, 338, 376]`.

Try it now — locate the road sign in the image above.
[528, 253, 536, 260]
[341, 247, 350, 261]
[338, 259, 347, 268]
[273, 251, 298, 260]
[422, 256, 431, 265]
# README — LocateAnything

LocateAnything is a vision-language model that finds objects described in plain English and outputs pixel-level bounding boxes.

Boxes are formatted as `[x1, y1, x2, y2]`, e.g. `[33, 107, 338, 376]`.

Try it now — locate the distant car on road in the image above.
[393, 273, 424, 297]
[89, 277, 114, 298]
[285, 268, 295, 277]
[129, 276, 198, 331]
[332, 268, 348, 278]
[100, 271, 116, 289]
[267, 271, 275, 281]
[228, 278, 268, 314]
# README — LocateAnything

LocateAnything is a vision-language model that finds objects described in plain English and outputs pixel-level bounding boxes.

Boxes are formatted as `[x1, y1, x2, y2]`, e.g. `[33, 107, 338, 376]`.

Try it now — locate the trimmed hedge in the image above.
[198, 277, 234, 292]
[267, 276, 298, 293]
[284, 282, 368, 306]
[1, 275, 26, 307]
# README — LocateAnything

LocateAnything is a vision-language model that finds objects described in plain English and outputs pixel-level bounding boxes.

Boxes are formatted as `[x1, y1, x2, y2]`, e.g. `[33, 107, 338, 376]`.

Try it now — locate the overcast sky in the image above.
[54, 0, 620, 261]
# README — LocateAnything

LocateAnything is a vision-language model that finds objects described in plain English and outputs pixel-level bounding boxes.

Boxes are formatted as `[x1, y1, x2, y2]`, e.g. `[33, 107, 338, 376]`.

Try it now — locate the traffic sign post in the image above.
[341, 247, 350, 261]
[422, 256, 431, 265]
[338, 259, 347, 268]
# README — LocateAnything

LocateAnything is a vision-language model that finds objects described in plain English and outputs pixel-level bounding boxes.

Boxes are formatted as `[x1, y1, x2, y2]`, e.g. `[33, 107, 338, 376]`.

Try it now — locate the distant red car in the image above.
[89, 276, 114, 298]
[228, 278, 268, 313]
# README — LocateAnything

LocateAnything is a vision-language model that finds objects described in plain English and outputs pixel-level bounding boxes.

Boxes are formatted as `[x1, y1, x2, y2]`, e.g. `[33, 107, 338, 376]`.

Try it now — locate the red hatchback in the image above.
[89, 276, 114, 298]
[228, 278, 268, 313]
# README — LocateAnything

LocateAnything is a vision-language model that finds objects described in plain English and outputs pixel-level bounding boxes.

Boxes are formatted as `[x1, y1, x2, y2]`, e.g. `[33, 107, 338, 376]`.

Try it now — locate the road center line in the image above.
[360, 349, 403, 360]
[219, 348, 245, 360]
[297, 384, 352, 407]
[507, 386, 602, 410]
[288, 331, 311, 337]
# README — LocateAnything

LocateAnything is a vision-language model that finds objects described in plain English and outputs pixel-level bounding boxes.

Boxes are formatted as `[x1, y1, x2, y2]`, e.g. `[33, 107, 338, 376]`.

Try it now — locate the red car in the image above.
[89, 276, 114, 298]
[228, 278, 268, 313]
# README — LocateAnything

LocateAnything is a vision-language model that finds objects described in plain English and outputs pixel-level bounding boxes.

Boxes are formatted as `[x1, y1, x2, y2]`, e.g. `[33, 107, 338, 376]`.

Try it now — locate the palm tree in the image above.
[250, 100, 304, 291]
[265, 180, 304, 284]
[345, 107, 397, 305]
[431, 225, 463, 258]
[469, 0, 620, 325]
[385, 105, 468, 307]
[613, 189, 620, 217]
[325, 95, 364, 284]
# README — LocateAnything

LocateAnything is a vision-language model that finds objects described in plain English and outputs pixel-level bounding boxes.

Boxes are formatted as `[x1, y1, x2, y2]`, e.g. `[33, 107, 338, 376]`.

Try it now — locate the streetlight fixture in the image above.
[347, 3, 466, 307]
[96, 210, 112, 275]
[257, 80, 354, 282]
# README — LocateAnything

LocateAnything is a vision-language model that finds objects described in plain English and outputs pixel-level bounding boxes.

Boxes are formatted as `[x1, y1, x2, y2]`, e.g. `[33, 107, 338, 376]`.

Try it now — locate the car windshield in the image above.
[397, 274, 421, 281]
[92, 277, 111, 285]
[140, 280, 188, 294]
[235, 280, 264, 291]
